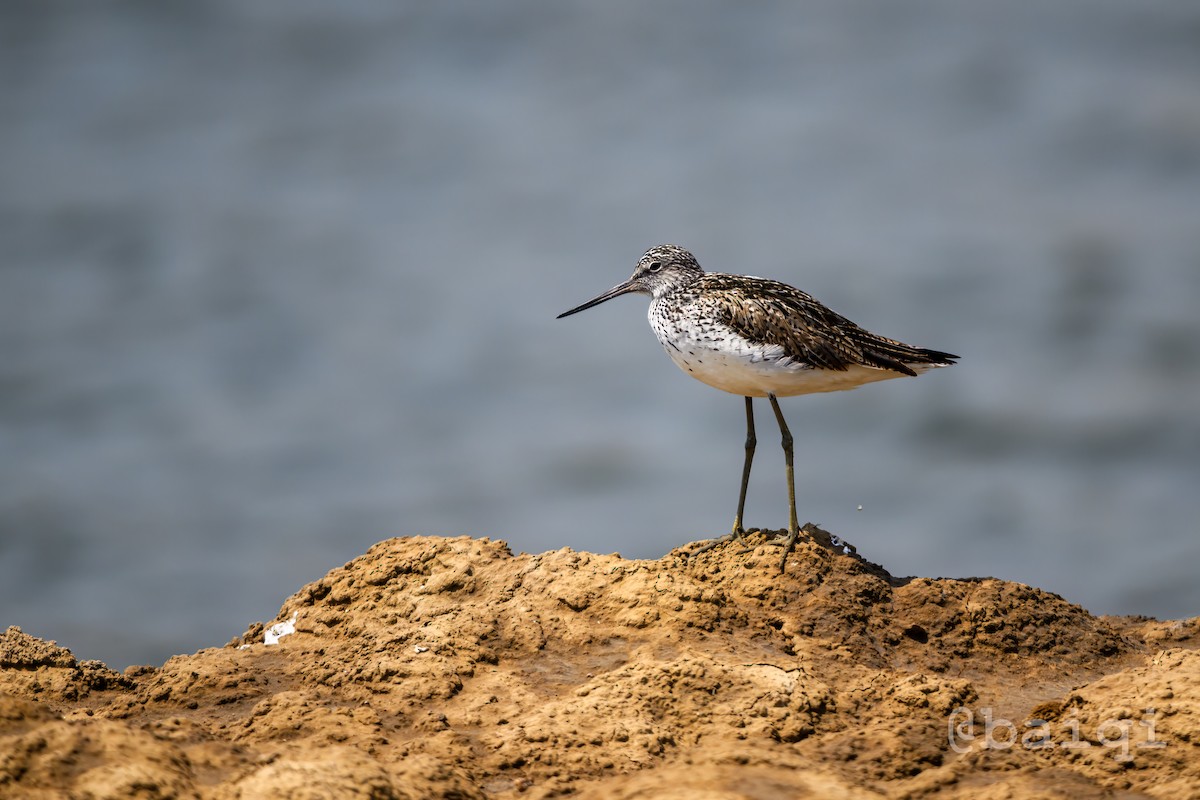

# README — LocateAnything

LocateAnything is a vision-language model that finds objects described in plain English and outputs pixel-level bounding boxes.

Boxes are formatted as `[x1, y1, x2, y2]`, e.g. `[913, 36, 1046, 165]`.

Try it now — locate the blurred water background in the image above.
[2, 1, 1199, 669]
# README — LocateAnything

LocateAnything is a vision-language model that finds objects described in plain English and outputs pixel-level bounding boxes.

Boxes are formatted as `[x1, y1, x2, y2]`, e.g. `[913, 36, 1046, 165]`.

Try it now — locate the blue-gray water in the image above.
[2, 2, 1198, 669]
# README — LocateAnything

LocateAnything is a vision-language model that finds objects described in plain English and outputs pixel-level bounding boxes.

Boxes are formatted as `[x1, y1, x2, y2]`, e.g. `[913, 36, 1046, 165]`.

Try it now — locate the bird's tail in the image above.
[856, 334, 959, 376]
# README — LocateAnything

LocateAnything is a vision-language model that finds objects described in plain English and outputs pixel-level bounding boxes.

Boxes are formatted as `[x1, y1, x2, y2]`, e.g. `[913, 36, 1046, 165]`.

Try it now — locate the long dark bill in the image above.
[556, 279, 639, 319]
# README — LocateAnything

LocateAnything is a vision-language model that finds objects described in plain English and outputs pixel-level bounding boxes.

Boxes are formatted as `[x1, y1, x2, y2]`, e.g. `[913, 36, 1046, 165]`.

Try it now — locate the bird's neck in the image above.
[650, 270, 703, 300]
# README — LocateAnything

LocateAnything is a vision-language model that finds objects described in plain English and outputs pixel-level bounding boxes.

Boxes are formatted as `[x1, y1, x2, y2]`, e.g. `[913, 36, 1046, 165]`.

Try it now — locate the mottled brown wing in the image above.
[711, 277, 867, 372]
[711, 274, 954, 375]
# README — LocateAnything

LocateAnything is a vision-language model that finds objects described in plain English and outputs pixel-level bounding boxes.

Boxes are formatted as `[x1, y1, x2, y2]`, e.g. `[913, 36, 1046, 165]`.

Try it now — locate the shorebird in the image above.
[557, 244, 958, 570]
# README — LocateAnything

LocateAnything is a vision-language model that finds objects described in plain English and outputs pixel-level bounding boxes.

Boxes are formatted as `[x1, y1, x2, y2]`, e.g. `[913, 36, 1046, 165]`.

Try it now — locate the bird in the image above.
[557, 244, 957, 569]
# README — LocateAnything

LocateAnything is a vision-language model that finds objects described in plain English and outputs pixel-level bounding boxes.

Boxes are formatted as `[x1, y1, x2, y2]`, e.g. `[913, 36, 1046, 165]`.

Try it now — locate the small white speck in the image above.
[264, 611, 298, 645]
[414, 645, 429, 654]
[856, 505, 863, 511]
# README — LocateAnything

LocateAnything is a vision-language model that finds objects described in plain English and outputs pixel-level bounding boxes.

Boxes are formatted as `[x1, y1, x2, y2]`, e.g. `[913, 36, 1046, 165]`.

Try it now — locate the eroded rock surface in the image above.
[2, 533, 1197, 798]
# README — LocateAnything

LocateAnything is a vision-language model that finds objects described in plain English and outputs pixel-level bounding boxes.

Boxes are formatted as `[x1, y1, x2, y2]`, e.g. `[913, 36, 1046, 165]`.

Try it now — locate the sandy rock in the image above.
[0, 705, 195, 800]
[0, 626, 131, 702]
[0, 532, 1196, 798]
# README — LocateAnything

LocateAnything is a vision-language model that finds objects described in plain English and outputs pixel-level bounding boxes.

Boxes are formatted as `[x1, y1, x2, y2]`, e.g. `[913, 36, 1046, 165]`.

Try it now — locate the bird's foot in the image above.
[731, 523, 761, 543]
[753, 523, 820, 571]
[687, 533, 737, 557]
[687, 526, 761, 558]
[777, 525, 802, 573]
[732, 525, 762, 554]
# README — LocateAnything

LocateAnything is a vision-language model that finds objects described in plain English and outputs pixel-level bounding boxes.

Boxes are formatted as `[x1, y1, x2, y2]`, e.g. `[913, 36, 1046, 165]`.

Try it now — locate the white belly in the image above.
[663, 341, 906, 397]
[649, 305, 922, 398]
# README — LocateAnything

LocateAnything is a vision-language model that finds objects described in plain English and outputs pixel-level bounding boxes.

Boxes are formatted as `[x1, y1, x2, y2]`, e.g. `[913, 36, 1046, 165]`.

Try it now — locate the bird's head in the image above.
[557, 244, 704, 319]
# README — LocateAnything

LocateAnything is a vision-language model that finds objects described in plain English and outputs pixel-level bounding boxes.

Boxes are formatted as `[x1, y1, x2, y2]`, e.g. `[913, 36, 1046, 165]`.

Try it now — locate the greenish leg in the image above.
[768, 394, 800, 571]
[732, 396, 756, 539]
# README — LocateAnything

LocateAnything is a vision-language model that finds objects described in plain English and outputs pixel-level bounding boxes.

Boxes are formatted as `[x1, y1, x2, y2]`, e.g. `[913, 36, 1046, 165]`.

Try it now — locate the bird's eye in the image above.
[647, 261, 663, 273]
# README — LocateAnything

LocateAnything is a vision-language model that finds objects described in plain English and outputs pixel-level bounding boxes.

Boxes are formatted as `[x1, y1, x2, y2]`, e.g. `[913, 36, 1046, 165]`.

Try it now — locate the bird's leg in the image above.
[732, 396, 756, 540]
[768, 393, 801, 571]
[691, 398, 758, 560]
